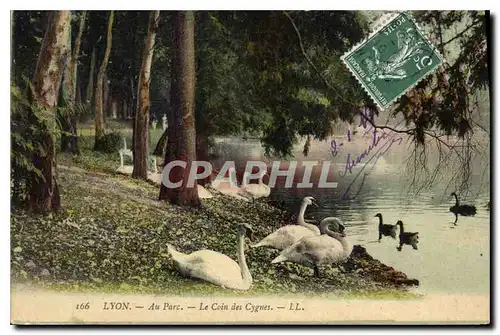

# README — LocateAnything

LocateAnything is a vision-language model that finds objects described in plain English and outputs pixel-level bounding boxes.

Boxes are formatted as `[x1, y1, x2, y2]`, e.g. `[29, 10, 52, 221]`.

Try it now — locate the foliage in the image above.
[217, 11, 374, 157]
[11, 84, 44, 204]
[11, 11, 47, 88]
[11, 80, 90, 204]
[393, 11, 489, 144]
[93, 130, 122, 153]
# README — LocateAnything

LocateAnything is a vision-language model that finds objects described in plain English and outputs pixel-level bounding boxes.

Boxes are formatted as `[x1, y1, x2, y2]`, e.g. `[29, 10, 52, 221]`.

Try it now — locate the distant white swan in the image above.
[210, 167, 251, 201]
[241, 171, 270, 202]
[251, 196, 320, 250]
[166, 223, 254, 290]
[147, 172, 213, 199]
[271, 217, 352, 277]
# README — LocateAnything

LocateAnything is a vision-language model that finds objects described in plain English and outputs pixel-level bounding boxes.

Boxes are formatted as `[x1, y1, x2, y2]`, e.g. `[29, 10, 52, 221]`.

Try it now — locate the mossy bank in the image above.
[11, 151, 420, 299]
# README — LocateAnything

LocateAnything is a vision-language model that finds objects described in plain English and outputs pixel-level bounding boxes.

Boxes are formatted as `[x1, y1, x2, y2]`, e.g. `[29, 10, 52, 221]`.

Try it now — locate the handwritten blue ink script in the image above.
[330, 109, 404, 200]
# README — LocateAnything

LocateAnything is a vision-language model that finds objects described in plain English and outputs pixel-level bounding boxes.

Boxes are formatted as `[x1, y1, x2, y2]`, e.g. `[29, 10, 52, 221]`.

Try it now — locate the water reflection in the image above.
[210, 136, 490, 295]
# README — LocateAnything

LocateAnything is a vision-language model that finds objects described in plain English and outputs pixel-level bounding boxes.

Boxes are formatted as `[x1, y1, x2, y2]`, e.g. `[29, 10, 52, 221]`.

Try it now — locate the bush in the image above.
[93, 131, 122, 153]
[11, 84, 47, 205]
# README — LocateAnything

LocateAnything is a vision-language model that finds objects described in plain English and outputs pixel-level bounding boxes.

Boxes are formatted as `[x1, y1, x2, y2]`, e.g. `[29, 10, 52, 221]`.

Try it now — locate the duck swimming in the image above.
[396, 220, 419, 251]
[449, 192, 477, 224]
[374, 213, 397, 241]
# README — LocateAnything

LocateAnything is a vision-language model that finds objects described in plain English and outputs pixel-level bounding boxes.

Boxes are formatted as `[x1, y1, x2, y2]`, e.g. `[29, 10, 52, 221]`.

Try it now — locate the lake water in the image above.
[211, 130, 491, 295]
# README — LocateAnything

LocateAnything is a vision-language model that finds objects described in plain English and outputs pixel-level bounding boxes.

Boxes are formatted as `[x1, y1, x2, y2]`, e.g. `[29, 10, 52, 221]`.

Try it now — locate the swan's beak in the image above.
[312, 200, 319, 207]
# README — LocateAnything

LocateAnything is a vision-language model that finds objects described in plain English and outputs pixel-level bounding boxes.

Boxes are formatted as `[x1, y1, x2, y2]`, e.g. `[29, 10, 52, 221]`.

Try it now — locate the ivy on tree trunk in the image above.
[28, 10, 71, 212]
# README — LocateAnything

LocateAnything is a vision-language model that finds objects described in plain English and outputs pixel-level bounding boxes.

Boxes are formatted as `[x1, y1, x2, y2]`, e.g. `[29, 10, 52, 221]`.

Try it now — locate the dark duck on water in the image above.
[396, 220, 419, 251]
[374, 213, 397, 242]
[449, 192, 477, 224]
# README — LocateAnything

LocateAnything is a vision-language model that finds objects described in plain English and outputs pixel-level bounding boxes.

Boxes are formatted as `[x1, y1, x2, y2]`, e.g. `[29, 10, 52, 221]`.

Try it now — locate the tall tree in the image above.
[133, 10, 160, 179]
[61, 11, 86, 154]
[94, 10, 114, 148]
[159, 11, 200, 206]
[28, 11, 70, 212]
[85, 44, 96, 116]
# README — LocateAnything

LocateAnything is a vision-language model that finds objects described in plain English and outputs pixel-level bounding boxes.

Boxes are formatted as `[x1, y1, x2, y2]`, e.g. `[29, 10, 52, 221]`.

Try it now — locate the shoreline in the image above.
[12, 160, 419, 302]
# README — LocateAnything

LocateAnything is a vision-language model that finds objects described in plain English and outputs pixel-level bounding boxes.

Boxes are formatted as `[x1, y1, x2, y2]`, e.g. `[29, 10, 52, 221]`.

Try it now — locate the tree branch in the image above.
[440, 19, 481, 48]
[283, 10, 417, 136]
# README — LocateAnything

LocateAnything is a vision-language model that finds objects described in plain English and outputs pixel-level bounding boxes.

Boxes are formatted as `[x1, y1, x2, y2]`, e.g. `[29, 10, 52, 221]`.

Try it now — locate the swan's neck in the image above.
[237, 232, 252, 285]
[241, 174, 248, 187]
[452, 193, 459, 206]
[298, 202, 317, 232]
[326, 229, 350, 256]
[229, 170, 239, 187]
[398, 223, 404, 233]
[377, 215, 383, 227]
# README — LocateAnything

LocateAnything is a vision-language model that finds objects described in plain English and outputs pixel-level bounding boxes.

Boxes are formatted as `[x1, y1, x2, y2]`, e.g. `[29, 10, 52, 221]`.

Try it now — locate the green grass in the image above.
[16, 279, 421, 300]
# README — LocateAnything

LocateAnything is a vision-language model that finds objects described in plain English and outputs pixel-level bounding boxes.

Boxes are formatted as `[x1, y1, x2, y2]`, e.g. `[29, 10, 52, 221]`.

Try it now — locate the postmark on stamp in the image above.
[341, 12, 443, 109]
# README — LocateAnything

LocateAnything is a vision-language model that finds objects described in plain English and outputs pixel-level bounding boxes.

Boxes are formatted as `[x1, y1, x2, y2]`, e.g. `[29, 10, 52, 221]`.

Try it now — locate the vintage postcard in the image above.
[10, 9, 491, 325]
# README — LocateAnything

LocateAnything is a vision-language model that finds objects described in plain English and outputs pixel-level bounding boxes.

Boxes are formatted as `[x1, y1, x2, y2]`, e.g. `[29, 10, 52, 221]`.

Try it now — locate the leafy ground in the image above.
[11, 130, 421, 299]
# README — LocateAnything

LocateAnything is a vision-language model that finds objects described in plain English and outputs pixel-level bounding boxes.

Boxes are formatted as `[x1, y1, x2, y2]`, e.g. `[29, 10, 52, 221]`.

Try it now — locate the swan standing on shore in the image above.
[251, 196, 320, 250]
[271, 217, 352, 277]
[449, 192, 477, 224]
[166, 223, 255, 291]
[241, 171, 271, 202]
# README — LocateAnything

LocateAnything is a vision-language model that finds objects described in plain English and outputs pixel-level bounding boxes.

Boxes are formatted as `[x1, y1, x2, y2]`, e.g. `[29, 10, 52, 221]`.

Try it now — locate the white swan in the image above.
[166, 223, 254, 291]
[210, 167, 251, 201]
[271, 217, 352, 277]
[147, 172, 213, 199]
[241, 171, 271, 202]
[251, 196, 320, 250]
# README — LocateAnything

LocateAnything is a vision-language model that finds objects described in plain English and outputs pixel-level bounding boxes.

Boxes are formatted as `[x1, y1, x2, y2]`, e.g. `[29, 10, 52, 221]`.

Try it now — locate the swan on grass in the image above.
[271, 217, 352, 278]
[241, 171, 271, 202]
[251, 196, 321, 251]
[147, 172, 213, 199]
[449, 192, 477, 224]
[166, 223, 255, 291]
[210, 167, 251, 202]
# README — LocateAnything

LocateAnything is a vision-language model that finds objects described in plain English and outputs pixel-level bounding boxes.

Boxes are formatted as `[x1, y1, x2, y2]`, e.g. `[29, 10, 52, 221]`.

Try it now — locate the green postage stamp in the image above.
[341, 12, 443, 109]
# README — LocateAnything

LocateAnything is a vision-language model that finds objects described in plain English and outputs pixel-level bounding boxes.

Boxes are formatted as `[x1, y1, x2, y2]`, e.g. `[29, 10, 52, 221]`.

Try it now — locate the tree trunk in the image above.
[195, 130, 211, 186]
[94, 10, 114, 147]
[159, 11, 200, 206]
[153, 128, 168, 157]
[123, 100, 128, 119]
[61, 11, 86, 154]
[11, 11, 15, 83]
[60, 18, 74, 152]
[85, 45, 96, 114]
[76, 80, 82, 103]
[111, 99, 117, 119]
[133, 11, 160, 180]
[103, 73, 109, 117]
[28, 11, 71, 212]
